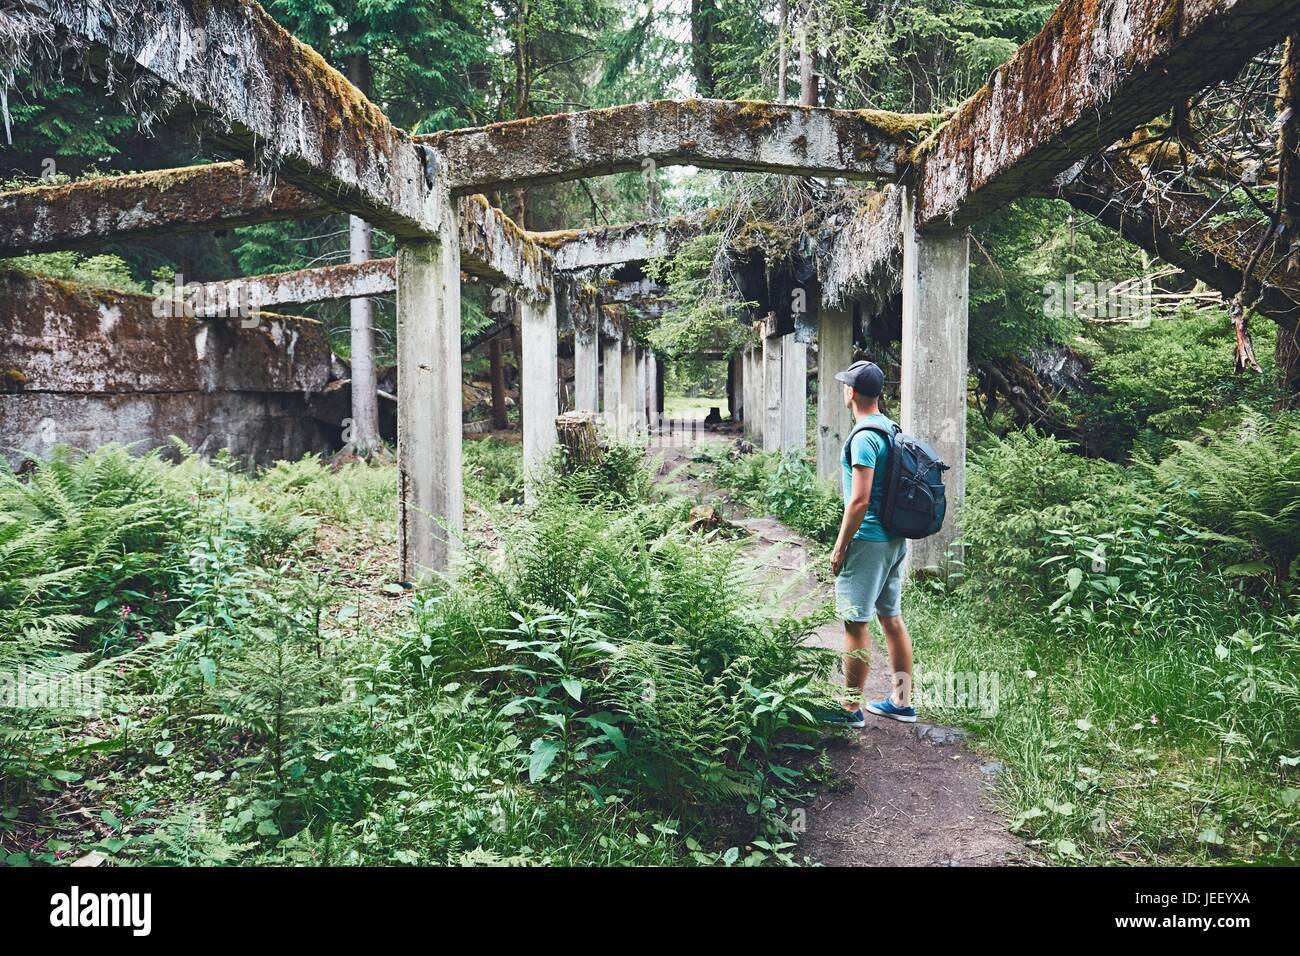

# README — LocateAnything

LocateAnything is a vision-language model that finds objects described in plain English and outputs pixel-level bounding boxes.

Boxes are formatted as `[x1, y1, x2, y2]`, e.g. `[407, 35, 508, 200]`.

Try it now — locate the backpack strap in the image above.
[842, 421, 899, 468]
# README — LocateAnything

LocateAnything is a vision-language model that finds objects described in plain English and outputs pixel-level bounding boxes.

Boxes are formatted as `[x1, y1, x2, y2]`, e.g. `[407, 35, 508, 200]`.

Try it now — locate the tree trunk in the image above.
[1276, 319, 1300, 408]
[775, 1, 788, 103]
[489, 337, 509, 429]
[511, 315, 525, 429]
[1275, 35, 1300, 405]
[798, 20, 818, 107]
[691, 0, 718, 97]
[345, 53, 382, 457]
[556, 411, 603, 469]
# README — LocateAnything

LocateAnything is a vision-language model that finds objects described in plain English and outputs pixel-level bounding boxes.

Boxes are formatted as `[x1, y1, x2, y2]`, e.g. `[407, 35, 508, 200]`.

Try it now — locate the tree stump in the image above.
[556, 411, 603, 469]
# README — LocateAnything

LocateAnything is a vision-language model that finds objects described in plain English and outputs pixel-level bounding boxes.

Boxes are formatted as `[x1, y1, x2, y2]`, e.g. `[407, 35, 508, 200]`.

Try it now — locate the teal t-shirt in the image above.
[841, 413, 897, 542]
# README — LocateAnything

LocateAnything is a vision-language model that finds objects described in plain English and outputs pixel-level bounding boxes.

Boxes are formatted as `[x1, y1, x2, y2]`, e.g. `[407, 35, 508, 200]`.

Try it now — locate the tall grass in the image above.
[920, 429, 1300, 864]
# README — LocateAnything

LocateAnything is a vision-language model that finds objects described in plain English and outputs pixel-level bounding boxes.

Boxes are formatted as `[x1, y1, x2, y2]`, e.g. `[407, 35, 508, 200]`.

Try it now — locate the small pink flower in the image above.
[118, 605, 132, 620]
[1150, 714, 1159, 725]
[116, 665, 126, 676]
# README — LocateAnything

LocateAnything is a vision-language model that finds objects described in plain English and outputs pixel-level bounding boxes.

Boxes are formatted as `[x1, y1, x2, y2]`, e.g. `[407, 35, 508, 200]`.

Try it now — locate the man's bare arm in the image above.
[831, 465, 874, 575]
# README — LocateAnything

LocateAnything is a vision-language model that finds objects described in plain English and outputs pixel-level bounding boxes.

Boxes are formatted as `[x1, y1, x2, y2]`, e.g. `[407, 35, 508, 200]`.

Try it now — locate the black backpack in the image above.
[843, 420, 949, 539]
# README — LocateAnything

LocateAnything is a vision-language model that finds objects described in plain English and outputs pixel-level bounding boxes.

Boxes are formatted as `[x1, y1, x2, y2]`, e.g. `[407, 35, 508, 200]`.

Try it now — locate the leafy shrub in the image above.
[707, 446, 841, 544]
[397, 478, 834, 839]
[961, 430, 1121, 595]
[1079, 315, 1279, 458]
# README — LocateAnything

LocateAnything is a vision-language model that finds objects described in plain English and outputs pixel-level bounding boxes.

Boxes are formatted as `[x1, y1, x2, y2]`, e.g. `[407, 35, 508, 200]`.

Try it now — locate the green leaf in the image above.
[528, 739, 562, 783]
[198, 656, 217, 687]
[561, 678, 584, 702]
[1054, 839, 1082, 859]
[1066, 567, 1083, 591]
[49, 770, 81, 783]
[369, 755, 398, 771]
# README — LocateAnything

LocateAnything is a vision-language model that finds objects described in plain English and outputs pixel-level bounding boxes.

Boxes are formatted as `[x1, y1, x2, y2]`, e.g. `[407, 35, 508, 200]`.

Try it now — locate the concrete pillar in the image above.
[780, 335, 807, 453]
[521, 294, 559, 497]
[644, 351, 659, 430]
[573, 322, 599, 414]
[817, 305, 855, 481]
[731, 351, 744, 423]
[620, 338, 639, 435]
[348, 215, 381, 455]
[396, 226, 462, 581]
[762, 333, 783, 453]
[901, 191, 969, 571]
[744, 343, 763, 445]
[602, 329, 623, 433]
[636, 348, 648, 430]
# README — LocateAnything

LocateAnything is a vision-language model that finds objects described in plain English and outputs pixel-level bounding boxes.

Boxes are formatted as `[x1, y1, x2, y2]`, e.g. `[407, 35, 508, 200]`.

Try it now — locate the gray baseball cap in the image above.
[833, 360, 885, 397]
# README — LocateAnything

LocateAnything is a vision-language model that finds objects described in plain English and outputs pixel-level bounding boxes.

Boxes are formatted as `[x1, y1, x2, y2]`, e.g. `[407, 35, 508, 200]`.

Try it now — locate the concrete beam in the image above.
[914, 0, 1300, 227]
[420, 99, 921, 194]
[0, 162, 327, 253]
[601, 277, 668, 303]
[900, 192, 969, 571]
[20, 0, 439, 236]
[0, 166, 552, 300]
[194, 259, 396, 314]
[535, 219, 697, 271]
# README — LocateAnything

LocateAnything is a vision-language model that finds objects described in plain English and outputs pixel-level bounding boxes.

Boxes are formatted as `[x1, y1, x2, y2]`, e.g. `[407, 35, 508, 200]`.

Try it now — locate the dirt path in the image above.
[651, 425, 1030, 867]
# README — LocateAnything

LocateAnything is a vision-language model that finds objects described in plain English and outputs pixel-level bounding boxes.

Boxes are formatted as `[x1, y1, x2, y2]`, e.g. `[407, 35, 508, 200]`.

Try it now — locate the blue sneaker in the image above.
[864, 697, 917, 723]
[818, 706, 866, 728]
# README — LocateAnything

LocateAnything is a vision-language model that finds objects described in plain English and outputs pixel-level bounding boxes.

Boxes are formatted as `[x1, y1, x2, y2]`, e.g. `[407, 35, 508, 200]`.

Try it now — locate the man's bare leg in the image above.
[877, 614, 913, 708]
[843, 619, 871, 709]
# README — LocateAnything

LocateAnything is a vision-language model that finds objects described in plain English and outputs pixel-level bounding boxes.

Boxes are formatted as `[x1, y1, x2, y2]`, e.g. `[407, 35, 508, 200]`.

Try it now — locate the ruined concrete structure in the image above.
[1, 270, 336, 464]
[3, 0, 1297, 578]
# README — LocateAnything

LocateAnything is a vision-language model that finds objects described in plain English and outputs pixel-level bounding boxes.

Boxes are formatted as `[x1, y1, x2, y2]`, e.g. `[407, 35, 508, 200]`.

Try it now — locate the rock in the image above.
[979, 761, 1006, 775]
[913, 724, 971, 746]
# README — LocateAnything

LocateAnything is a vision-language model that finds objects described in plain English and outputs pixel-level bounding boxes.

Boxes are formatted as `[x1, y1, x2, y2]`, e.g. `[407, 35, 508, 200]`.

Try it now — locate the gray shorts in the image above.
[835, 537, 907, 621]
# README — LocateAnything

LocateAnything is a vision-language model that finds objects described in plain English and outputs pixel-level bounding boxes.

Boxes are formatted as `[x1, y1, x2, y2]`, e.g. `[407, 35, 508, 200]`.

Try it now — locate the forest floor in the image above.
[651, 422, 1032, 866]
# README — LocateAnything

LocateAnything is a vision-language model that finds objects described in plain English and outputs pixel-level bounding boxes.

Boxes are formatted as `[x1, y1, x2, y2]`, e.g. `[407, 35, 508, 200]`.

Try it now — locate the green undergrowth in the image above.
[1, 437, 838, 867]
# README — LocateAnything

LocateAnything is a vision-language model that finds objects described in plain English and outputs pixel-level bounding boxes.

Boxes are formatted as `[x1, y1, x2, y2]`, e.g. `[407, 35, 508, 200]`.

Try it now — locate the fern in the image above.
[1150, 411, 1300, 589]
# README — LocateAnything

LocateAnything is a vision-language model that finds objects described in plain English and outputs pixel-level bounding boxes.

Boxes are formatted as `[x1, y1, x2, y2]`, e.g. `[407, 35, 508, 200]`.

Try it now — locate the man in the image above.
[828, 360, 916, 726]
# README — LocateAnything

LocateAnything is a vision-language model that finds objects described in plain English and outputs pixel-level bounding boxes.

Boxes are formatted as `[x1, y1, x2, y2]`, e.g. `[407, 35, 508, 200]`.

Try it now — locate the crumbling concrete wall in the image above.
[1, 270, 337, 465]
